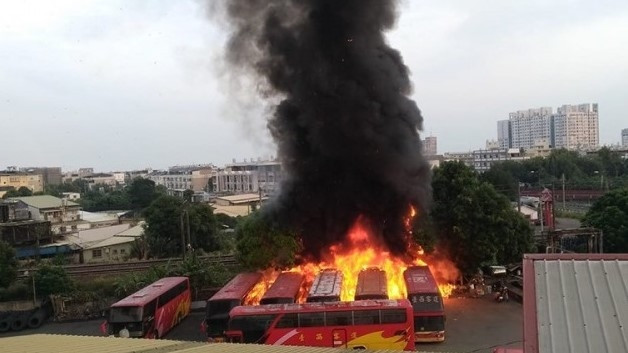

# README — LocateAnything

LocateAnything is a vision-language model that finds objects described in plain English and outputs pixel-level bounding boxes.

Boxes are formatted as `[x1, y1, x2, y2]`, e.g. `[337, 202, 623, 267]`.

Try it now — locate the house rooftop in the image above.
[11, 195, 79, 209]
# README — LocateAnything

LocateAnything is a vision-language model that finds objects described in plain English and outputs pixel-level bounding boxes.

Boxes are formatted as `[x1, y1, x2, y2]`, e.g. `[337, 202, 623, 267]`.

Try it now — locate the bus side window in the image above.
[353, 310, 380, 325]
[299, 312, 325, 327]
[275, 314, 298, 328]
[326, 311, 352, 326]
[144, 299, 157, 319]
[380, 309, 406, 324]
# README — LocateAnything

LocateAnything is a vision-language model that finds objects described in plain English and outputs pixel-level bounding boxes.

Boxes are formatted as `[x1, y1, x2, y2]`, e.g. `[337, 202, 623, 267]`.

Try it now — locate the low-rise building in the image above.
[148, 165, 214, 193]
[213, 159, 283, 195]
[472, 148, 528, 172]
[443, 151, 474, 167]
[10, 195, 81, 234]
[0, 172, 44, 197]
[20, 167, 62, 187]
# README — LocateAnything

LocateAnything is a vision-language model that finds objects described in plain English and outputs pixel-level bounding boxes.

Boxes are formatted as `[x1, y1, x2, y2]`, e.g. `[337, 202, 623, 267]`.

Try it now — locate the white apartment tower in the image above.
[422, 136, 437, 156]
[622, 128, 628, 147]
[497, 120, 511, 148]
[553, 103, 599, 150]
[508, 107, 553, 150]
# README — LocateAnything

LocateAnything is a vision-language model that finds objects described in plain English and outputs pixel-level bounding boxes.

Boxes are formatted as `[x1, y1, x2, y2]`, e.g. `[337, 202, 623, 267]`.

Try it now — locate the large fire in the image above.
[245, 207, 458, 305]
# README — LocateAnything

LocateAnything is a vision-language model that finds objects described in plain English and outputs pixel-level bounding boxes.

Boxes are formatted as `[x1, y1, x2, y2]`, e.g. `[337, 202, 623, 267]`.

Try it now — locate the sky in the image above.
[1, 0, 627, 172]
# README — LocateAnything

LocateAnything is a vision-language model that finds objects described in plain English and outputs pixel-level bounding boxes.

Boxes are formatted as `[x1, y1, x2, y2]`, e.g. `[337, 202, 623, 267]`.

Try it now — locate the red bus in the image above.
[225, 299, 415, 350]
[355, 268, 388, 301]
[306, 269, 343, 303]
[260, 272, 305, 305]
[403, 266, 445, 342]
[203, 272, 262, 341]
[103, 277, 190, 338]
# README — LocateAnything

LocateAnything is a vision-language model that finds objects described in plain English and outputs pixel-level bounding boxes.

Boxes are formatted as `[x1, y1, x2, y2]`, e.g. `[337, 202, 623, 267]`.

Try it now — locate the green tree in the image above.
[431, 161, 534, 276]
[34, 264, 74, 296]
[143, 196, 220, 257]
[583, 188, 628, 253]
[0, 241, 18, 288]
[1, 186, 33, 199]
[127, 177, 158, 210]
[183, 189, 194, 203]
[235, 213, 301, 270]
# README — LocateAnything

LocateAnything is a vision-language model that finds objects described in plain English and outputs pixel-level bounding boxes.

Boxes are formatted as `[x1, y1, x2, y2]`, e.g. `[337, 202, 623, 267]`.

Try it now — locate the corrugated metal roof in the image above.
[11, 195, 79, 209]
[524, 254, 628, 353]
[0, 334, 447, 353]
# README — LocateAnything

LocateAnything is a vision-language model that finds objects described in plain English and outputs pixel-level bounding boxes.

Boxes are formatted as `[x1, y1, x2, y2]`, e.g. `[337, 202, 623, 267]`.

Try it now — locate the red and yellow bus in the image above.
[403, 266, 446, 342]
[355, 268, 389, 301]
[260, 272, 305, 305]
[203, 272, 262, 341]
[306, 269, 343, 303]
[225, 299, 415, 350]
[102, 277, 190, 339]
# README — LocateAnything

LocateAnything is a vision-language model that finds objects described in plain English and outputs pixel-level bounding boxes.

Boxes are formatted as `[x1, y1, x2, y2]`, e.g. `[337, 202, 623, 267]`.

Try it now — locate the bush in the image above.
[0, 281, 30, 302]
[34, 264, 74, 296]
[0, 241, 18, 289]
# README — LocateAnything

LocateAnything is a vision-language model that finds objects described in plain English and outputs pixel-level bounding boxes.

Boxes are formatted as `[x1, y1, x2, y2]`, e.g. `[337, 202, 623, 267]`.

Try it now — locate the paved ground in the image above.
[0, 297, 522, 352]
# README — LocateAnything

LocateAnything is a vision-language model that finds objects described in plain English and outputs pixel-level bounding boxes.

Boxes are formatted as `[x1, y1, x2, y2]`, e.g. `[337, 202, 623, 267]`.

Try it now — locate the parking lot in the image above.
[0, 296, 522, 352]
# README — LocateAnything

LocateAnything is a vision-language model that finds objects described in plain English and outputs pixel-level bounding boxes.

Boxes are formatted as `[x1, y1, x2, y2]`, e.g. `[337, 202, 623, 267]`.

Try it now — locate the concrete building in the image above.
[148, 165, 214, 194]
[0, 172, 44, 197]
[112, 172, 126, 185]
[78, 168, 94, 178]
[20, 167, 62, 187]
[443, 152, 474, 168]
[213, 159, 283, 195]
[508, 107, 553, 150]
[83, 173, 117, 188]
[472, 148, 527, 172]
[485, 139, 500, 150]
[622, 128, 628, 147]
[497, 120, 511, 148]
[524, 138, 553, 158]
[10, 195, 81, 234]
[552, 103, 599, 150]
[422, 136, 437, 156]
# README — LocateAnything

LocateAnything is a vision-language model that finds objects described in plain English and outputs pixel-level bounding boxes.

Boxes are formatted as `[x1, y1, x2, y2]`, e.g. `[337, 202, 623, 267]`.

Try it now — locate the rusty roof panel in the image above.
[533, 258, 628, 353]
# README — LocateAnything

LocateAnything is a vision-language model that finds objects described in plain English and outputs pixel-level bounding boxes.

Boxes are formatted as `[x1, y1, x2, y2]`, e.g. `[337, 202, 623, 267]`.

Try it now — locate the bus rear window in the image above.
[208, 299, 239, 317]
[229, 315, 277, 343]
[109, 306, 142, 323]
[414, 316, 445, 331]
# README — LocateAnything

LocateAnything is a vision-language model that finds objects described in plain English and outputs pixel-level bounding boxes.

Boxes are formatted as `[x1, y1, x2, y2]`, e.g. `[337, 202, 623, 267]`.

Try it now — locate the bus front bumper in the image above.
[415, 331, 445, 342]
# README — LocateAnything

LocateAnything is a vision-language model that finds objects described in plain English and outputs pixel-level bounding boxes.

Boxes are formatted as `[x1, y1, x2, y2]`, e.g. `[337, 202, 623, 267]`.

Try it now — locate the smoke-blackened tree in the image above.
[235, 212, 301, 270]
[431, 162, 534, 276]
[583, 188, 628, 253]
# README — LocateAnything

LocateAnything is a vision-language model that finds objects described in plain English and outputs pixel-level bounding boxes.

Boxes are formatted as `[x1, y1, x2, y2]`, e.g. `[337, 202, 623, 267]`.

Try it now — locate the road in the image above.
[0, 297, 522, 352]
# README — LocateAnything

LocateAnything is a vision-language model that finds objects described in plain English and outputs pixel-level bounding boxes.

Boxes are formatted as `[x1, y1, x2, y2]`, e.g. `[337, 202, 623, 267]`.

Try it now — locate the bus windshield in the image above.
[415, 315, 445, 331]
[109, 306, 143, 323]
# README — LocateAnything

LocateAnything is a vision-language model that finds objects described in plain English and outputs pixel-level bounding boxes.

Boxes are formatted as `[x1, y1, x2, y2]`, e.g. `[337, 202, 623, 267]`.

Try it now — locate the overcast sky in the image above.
[2, 0, 627, 172]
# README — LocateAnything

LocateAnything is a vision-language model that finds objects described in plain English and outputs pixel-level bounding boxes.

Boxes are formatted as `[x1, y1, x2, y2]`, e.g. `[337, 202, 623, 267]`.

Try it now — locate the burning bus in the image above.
[355, 267, 389, 301]
[260, 272, 305, 305]
[305, 269, 343, 303]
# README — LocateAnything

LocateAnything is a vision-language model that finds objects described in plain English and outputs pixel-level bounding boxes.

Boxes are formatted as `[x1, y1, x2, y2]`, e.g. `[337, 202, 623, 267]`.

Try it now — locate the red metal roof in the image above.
[111, 277, 188, 307]
[355, 268, 388, 299]
[231, 299, 412, 316]
[403, 265, 439, 294]
[260, 272, 304, 304]
[209, 272, 262, 302]
[523, 253, 628, 353]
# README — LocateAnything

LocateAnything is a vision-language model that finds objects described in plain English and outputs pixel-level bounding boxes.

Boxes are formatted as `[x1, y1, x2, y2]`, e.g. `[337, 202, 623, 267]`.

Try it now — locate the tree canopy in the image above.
[431, 161, 534, 275]
[0, 241, 18, 288]
[583, 188, 628, 253]
[1, 186, 33, 199]
[143, 195, 219, 258]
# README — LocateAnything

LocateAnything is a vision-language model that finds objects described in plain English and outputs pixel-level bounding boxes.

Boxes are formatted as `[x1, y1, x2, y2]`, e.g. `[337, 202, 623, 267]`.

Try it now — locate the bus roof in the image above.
[261, 272, 304, 303]
[231, 299, 412, 316]
[403, 266, 439, 294]
[307, 269, 342, 299]
[355, 268, 388, 299]
[209, 272, 262, 302]
[111, 277, 188, 307]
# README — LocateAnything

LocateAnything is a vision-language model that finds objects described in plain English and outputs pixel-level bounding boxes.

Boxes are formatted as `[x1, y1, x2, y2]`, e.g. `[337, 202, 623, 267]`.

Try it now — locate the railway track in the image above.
[17, 254, 238, 279]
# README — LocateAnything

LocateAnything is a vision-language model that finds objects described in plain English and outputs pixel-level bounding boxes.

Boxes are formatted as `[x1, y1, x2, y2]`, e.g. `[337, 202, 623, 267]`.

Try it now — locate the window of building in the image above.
[92, 249, 102, 258]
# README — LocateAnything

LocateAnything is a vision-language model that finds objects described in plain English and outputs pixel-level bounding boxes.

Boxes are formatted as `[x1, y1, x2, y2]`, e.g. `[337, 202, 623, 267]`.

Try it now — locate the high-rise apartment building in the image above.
[497, 120, 511, 148]
[553, 103, 599, 150]
[622, 128, 628, 147]
[422, 136, 437, 156]
[508, 107, 553, 150]
[497, 103, 598, 152]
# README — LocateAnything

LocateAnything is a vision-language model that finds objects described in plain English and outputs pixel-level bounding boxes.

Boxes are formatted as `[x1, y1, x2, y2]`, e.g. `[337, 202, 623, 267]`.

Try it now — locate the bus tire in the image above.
[28, 309, 46, 329]
[10, 313, 27, 331]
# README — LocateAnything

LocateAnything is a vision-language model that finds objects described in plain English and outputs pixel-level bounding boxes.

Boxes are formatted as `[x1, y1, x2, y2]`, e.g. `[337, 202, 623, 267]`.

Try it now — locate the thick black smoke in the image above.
[219, 0, 430, 259]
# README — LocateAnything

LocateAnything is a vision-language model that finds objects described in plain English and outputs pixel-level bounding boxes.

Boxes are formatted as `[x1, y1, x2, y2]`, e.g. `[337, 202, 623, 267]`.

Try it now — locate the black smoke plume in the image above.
[219, 0, 430, 260]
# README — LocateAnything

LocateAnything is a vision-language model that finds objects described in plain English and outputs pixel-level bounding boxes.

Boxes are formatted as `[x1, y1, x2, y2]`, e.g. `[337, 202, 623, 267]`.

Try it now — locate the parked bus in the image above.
[225, 299, 415, 350]
[306, 269, 343, 303]
[102, 277, 190, 339]
[355, 268, 388, 301]
[260, 272, 305, 305]
[203, 272, 262, 341]
[403, 266, 445, 342]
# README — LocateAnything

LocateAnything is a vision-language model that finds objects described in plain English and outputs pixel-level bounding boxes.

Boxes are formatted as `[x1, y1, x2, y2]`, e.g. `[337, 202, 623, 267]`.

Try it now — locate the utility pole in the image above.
[180, 211, 186, 260]
[561, 173, 566, 210]
[517, 181, 522, 213]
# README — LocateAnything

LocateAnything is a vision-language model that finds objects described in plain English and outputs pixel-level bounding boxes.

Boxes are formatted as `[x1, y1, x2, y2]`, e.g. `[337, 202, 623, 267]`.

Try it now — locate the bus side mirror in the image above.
[225, 330, 243, 343]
